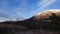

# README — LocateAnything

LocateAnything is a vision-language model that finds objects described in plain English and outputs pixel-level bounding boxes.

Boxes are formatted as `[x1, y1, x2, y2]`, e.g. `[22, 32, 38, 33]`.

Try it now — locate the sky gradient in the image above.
[0, 0, 60, 19]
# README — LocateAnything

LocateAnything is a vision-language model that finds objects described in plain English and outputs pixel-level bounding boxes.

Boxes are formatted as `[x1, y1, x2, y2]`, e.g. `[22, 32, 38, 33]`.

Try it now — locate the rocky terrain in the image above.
[0, 10, 60, 34]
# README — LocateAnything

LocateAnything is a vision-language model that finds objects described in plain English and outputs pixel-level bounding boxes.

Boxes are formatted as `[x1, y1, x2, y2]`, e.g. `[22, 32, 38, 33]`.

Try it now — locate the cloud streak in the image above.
[0, 10, 10, 17]
[32, 0, 56, 15]
[12, 0, 56, 18]
[0, 0, 56, 19]
[40, 0, 56, 8]
[12, 0, 29, 18]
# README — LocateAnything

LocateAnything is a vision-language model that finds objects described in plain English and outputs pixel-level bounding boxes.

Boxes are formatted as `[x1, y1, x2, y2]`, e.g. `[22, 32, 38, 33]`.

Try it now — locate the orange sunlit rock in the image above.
[35, 9, 60, 19]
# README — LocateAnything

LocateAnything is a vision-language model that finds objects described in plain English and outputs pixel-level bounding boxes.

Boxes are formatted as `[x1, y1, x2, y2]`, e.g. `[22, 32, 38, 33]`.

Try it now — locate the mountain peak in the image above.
[35, 9, 60, 19]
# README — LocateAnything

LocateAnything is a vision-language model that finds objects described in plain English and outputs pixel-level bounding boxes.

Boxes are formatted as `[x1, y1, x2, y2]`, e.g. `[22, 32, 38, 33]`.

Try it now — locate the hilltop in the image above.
[0, 9, 60, 34]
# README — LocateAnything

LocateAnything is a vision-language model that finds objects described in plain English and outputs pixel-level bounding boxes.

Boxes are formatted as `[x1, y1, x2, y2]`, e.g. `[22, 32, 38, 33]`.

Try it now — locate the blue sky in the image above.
[0, 0, 60, 19]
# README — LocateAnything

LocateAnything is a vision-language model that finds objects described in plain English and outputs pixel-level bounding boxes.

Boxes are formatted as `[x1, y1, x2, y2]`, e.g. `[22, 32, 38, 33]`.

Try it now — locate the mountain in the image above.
[18, 9, 60, 31]
[0, 9, 60, 34]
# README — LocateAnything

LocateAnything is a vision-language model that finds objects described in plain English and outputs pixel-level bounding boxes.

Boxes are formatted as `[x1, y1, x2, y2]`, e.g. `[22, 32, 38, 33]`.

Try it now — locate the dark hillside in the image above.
[0, 10, 60, 34]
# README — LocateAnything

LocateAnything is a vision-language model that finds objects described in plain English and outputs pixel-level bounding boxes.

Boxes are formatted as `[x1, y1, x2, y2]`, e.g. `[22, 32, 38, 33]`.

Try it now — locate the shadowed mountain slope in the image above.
[16, 10, 60, 31]
[0, 10, 60, 34]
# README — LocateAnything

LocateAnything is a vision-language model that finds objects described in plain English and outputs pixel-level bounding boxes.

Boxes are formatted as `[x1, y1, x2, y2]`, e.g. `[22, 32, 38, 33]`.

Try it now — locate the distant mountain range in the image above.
[0, 9, 60, 32]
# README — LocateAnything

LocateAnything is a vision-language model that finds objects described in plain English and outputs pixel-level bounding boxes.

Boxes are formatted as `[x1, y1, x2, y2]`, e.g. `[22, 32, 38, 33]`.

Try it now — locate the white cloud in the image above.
[0, 17, 9, 22]
[0, 10, 10, 17]
[37, 0, 49, 6]
[12, 7, 27, 18]
[12, 0, 28, 18]
[37, 0, 56, 7]
[40, 0, 56, 8]
[12, 0, 56, 18]
[37, 0, 56, 9]
[32, 0, 56, 14]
